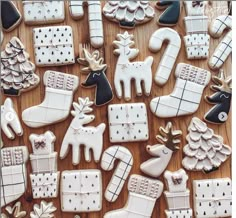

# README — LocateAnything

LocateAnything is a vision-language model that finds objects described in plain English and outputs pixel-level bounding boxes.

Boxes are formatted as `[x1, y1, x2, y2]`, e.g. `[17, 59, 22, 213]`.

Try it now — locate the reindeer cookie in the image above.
[140, 122, 182, 178]
[60, 97, 106, 165]
[113, 31, 153, 101]
[77, 49, 113, 106]
[1, 98, 23, 140]
[204, 70, 232, 124]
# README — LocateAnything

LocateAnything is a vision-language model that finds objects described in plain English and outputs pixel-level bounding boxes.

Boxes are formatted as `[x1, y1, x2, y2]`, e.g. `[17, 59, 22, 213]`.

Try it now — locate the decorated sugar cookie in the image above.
[3, 201, 27, 218]
[30, 201, 56, 218]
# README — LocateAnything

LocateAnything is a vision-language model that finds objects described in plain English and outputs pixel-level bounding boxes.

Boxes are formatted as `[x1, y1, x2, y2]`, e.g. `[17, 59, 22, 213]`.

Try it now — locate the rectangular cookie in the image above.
[184, 16, 208, 34]
[165, 209, 193, 218]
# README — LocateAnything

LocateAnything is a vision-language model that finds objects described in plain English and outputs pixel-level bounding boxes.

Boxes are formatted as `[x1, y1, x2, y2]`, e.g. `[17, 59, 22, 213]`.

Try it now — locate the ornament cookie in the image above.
[208, 15, 232, 70]
[204, 70, 232, 124]
[113, 31, 153, 100]
[150, 63, 211, 118]
[77, 49, 113, 106]
[69, 1, 103, 48]
[193, 178, 232, 218]
[156, 1, 181, 26]
[60, 97, 106, 165]
[108, 103, 149, 143]
[61, 170, 102, 212]
[103, 1, 154, 29]
[1, 1, 22, 32]
[22, 70, 79, 128]
[1, 146, 28, 207]
[30, 200, 56, 218]
[1, 37, 40, 96]
[149, 28, 181, 86]
[22, 1, 65, 25]
[1, 98, 23, 140]
[140, 122, 182, 178]
[182, 117, 231, 173]
[104, 174, 163, 218]
[33, 26, 75, 66]
[101, 146, 133, 202]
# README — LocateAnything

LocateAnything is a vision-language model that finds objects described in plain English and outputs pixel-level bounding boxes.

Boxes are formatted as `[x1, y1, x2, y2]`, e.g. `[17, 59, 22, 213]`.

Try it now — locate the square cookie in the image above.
[184, 16, 208, 34]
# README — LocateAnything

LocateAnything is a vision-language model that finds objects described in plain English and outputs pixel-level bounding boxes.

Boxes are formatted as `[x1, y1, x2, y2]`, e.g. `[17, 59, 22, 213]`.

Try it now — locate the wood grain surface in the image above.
[1, 1, 232, 218]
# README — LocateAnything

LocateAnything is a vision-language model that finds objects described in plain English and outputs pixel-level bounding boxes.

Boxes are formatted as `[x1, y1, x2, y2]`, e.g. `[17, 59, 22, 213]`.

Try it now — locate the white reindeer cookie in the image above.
[1, 98, 23, 140]
[113, 31, 153, 101]
[60, 97, 106, 165]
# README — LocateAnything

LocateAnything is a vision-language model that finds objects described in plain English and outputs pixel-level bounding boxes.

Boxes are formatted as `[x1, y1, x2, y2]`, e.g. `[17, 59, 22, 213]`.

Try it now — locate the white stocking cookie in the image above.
[104, 174, 163, 218]
[113, 31, 153, 100]
[149, 28, 181, 86]
[150, 63, 211, 118]
[1, 98, 23, 140]
[101, 146, 133, 202]
[208, 15, 232, 70]
[140, 122, 182, 178]
[60, 97, 106, 165]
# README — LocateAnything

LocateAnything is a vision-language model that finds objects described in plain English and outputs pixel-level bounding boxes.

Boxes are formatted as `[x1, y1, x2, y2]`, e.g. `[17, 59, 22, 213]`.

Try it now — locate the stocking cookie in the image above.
[182, 117, 231, 173]
[1, 98, 23, 140]
[77, 49, 113, 106]
[140, 122, 182, 178]
[60, 97, 106, 165]
[156, 1, 181, 26]
[113, 31, 153, 100]
[103, 1, 154, 29]
[150, 63, 211, 118]
[69, 1, 103, 48]
[101, 146, 133, 202]
[149, 28, 181, 86]
[208, 15, 232, 70]
[204, 70, 232, 124]
[1, 37, 40, 96]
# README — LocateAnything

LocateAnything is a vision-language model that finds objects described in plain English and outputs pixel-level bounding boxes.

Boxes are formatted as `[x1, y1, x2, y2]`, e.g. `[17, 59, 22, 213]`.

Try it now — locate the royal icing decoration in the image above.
[30, 200, 57, 218]
[3, 201, 27, 218]
[113, 31, 153, 100]
[193, 178, 232, 218]
[103, 1, 154, 29]
[108, 103, 149, 143]
[22, 70, 79, 128]
[204, 69, 232, 124]
[208, 15, 232, 70]
[69, 1, 104, 48]
[60, 97, 106, 165]
[150, 63, 211, 118]
[1, 37, 40, 96]
[104, 174, 163, 218]
[61, 170, 102, 212]
[156, 1, 181, 26]
[184, 16, 208, 34]
[140, 122, 182, 178]
[149, 28, 181, 86]
[182, 117, 231, 173]
[1, 146, 28, 207]
[1, 98, 23, 140]
[22, 1, 65, 25]
[33, 26, 75, 66]
[184, 1, 207, 16]
[101, 146, 133, 202]
[77, 49, 113, 106]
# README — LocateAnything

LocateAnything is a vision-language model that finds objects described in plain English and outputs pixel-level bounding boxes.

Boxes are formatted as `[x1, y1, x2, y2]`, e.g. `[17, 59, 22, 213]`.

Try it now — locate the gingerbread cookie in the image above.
[182, 117, 231, 173]
[1, 37, 40, 96]
[113, 31, 153, 100]
[140, 122, 182, 178]
[30, 201, 56, 218]
[1, 98, 23, 140]
[60, 97, 106, 165]
[77, 49, 113, 106]
[103, 1, 154, 29]
[149, 28, 181, 86]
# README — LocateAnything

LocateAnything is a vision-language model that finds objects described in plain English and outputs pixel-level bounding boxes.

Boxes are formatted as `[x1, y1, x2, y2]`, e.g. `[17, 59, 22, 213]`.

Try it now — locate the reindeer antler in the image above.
[211, 69, 232, 93]
[156, 122, 182, 151]
[72, 97, 93, 114]
[77, 49, 106, 72]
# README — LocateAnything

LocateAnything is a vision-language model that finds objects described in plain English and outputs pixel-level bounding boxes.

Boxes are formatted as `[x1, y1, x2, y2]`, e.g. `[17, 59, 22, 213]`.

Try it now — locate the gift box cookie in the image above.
[108, 103, 149, 142]
[184, 1, 207, 16]
[184, 16, 208, 34]
[165, 190, 190, 210]
[33, 26, 75, 66]
[165, 209, 193, 218]
[23, 1, 65, 24]
[61, 170, 102, 212]
[193, 178, 232, 218]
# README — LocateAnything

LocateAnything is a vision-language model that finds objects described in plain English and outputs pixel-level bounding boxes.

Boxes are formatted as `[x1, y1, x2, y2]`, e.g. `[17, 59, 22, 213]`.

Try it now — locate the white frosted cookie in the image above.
[184, 1, 207, 16]
[4, 201, 26, 218]
[184, 16, 208, 34]
[30, 200, 56, 218]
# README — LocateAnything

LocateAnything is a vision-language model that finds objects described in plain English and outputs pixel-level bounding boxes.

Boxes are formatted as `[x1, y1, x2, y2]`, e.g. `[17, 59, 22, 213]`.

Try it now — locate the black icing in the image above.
[3, 88, 19, 96]
[119, 20, 135, 28]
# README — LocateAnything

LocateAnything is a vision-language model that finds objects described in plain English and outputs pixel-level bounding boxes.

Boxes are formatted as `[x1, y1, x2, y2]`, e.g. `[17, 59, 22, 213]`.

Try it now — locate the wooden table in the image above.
[1, 1, 231, 218]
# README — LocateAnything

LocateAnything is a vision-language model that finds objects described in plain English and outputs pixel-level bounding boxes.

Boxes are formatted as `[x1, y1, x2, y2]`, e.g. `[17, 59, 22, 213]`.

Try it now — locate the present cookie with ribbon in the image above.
[108, 103, 149, 143]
